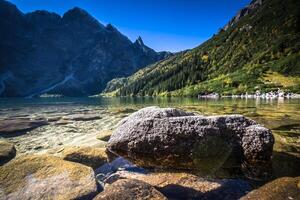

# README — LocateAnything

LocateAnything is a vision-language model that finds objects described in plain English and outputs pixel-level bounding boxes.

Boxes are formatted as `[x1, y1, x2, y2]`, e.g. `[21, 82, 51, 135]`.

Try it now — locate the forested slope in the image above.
[104, 0, 300, 97]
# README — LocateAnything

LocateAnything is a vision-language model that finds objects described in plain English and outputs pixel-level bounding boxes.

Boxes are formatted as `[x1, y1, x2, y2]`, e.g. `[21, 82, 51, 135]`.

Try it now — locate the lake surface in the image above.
[0, 97, 299, 179]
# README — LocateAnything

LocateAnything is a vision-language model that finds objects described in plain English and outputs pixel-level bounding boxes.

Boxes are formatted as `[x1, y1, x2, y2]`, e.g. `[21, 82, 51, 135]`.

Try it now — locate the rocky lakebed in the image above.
[0, 103, 299, 200]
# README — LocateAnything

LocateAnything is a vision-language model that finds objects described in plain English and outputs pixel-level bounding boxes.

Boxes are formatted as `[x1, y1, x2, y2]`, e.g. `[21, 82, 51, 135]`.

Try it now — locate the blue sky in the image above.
[9, 0, 250, 52]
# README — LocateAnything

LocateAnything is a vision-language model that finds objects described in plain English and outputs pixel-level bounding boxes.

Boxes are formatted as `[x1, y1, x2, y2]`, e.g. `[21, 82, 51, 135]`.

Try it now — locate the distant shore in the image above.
[198, 90, 300, 99]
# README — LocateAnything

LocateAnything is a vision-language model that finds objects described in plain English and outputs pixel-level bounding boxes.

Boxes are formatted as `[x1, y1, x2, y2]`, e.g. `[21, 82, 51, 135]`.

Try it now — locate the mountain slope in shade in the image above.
[0, 0, 171, 97]
[105, 0, 300, 97]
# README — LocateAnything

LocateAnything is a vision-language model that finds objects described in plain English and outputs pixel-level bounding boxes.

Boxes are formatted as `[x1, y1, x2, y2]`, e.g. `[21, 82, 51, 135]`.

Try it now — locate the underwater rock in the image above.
[113, 171, 252, 200]
[62, 113, 101, 121]
[93, 178, 167, 200]
[0, 155, 98, 199]
[241, 176, 300, 200]
[0, 118, 48, 136]
[96, 130, 113, 142]
[0, 140, 16, 165]
[107, 107, 274, 175]
[61, 146, 107, 169]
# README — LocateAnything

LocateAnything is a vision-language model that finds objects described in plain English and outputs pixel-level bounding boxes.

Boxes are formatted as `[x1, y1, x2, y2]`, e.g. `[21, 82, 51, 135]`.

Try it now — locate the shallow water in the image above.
[0, 97, 299, 178]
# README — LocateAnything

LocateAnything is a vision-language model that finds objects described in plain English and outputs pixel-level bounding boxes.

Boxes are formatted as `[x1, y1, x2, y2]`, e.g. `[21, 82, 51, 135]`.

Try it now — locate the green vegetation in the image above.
[104, 0, 300, 97]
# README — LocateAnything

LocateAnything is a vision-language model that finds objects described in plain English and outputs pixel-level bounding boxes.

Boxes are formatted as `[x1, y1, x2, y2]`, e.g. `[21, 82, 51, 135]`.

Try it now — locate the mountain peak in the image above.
[62, 6, 104, 29]
[224, 0, 264, 30]
[135, 36, 144, 46]
[64, 7, 88, 17]
[0, 0, 24, 19]
[106, 23, 117, 31]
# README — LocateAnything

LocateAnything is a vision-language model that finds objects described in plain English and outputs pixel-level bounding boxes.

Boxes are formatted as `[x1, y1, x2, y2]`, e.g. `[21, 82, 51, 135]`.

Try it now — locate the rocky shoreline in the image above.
[0, 107, 299, 200]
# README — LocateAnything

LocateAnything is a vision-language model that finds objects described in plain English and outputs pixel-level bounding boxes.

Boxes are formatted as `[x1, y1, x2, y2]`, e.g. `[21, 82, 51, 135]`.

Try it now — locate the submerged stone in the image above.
[0, 155, 98, 199]
[93, 178, 167, 200]
[0, 118, 48, 136]
[0, 140, 16, 165]
[113, 171, 251, 200]
[96, 130, 113, 142]
[62, 113, 101, 121]
[107, 107, 274, 177]
[241, 176, 300, 200]
[61, 146, 108, 169]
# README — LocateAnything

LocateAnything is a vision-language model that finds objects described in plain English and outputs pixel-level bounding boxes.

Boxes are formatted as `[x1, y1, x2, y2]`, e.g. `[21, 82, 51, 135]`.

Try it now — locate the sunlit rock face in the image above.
[0, 0, 171, 97]
[107, 107, 274, 177]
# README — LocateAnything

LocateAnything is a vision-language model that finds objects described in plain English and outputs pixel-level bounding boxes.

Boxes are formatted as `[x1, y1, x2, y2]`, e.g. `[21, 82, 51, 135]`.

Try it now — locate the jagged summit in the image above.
[224, 0, 264, 30]
[135, 36, 144, 46]
[106, 23, 118, 32]
[26, 10, 61, 21]
[63, 7, 89, 17]
[62, 6, 105, 29]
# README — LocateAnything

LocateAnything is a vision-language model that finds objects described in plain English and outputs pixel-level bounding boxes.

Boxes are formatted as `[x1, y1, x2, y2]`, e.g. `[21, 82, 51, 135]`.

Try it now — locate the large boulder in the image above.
[0, 140, 16, 165]
[93, 178, 167, 200]
[241, 177, 300, 200]
[107, 107, 274, 175]
[61, 146, 108, 169]
[0, 155, 98, 200]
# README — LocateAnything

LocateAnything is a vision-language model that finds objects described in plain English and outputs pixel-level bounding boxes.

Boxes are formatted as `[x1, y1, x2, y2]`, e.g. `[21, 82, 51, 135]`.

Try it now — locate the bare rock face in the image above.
[107, 107, 274, 176]
[0, 155, 98, 200]
[0, 140, 16, 165]
[93, 178, 167, 200]
[241, 177, 300, 200]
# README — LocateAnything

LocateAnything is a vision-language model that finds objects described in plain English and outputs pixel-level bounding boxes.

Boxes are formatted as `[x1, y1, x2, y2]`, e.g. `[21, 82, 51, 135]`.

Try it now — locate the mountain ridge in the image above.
[0, 0, 171, 97]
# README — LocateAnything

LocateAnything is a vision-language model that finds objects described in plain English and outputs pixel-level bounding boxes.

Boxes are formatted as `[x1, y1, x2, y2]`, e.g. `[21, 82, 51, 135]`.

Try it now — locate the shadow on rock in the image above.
[271, 151, 300, 178]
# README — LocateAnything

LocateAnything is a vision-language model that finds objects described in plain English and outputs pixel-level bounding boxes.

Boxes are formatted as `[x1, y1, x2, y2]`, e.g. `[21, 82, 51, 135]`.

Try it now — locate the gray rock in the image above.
[0, 140, 16, 165]
[107, 107, 274, 175]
